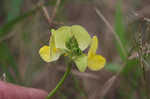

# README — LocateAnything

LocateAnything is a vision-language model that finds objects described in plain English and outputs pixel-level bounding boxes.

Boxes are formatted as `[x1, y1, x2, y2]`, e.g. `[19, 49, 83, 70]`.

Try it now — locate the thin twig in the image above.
[42, 6, 52, 25]
[95, 8, 127, 58]
[42, 0, 64, 26]
[57, 67, 99, 80]
[128, 50, 150, 60]
[51, 0, 61, 22]
[128, 5, 150, 24]
[92, 62, 126, 99]
[99, 75, 117, 99]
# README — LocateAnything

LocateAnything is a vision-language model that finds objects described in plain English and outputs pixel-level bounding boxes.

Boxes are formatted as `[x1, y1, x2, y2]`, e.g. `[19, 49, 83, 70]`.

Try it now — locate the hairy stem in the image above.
[46, 61, 72, 99]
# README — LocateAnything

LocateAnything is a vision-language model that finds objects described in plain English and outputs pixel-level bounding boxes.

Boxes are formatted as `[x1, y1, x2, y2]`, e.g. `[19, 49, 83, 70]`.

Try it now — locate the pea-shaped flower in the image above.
[39, 25, 106, 72]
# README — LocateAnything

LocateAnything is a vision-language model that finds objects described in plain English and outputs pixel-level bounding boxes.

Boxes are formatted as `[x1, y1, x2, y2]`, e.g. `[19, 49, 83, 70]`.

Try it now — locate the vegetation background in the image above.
[0, 0, 150, 99]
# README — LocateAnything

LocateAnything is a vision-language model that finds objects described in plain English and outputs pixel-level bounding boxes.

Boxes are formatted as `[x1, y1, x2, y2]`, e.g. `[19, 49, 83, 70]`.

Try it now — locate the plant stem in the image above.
[46, 61, 72, 99]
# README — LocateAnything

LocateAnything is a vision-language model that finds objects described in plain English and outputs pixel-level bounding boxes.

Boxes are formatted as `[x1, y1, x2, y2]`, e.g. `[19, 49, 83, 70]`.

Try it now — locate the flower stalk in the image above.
[46, 60, 72, 99]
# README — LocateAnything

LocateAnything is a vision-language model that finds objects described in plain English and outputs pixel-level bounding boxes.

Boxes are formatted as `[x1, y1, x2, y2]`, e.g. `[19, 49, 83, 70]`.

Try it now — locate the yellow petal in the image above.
[88, 36, 98, 57]
[39, 31, 62, 62]
[39, 44, 61, 62]
[39, 45, 51, 62]
[88, 55, 106, 71]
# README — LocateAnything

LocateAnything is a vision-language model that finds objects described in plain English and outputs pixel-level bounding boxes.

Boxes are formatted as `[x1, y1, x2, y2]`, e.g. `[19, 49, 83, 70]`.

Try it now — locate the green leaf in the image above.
[0, 1, 52, 38]
[71, 25, 91, 50]
[0, 8, 35, 37]
[7, 0, 23, 22]
[121, 59, 140, 76]
[104, 63, 121, 73]
[74, 54, 87, 72]
[115, 0, 127, 61]
[119, 59, 145, 98]
[0, 0, 23, 84]
[0, 42, 20, 83]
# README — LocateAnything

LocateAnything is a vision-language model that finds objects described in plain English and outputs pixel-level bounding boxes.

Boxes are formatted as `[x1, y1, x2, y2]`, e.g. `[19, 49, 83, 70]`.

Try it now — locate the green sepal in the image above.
[73, 54, 88, 72]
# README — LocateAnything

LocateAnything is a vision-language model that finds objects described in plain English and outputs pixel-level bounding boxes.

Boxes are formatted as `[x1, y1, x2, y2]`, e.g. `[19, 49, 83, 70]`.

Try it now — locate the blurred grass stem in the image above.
[95, 8, 127, 58]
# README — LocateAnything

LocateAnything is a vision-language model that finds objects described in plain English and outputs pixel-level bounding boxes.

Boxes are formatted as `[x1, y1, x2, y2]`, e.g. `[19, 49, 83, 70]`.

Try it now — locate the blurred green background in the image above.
[0, 0, 150, 99]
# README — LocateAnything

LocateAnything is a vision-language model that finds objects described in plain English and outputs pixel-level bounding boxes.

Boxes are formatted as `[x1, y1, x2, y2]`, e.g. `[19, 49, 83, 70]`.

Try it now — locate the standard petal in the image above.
[71, 25, 91, 50]
[53, 26, 72, 50]
[39, 45, 51, 62]
[74, 54, 88, 72]
[88, 55, 106, 71]
[88, 36, 98, 57]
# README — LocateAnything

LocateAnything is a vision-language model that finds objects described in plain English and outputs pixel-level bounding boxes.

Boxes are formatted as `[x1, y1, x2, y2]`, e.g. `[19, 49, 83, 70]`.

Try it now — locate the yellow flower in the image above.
[39, 30, 62, 62]
[39, 25, 106, 72]
[87, 36, 106, 71]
